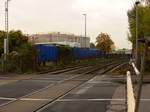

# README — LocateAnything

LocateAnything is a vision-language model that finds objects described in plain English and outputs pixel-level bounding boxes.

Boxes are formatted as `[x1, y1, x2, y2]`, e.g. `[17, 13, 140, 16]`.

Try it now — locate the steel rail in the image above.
[34, 61, 125, 112]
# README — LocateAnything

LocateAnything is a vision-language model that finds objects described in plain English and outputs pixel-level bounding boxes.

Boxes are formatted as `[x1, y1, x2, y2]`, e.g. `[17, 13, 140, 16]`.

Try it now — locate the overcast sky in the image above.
[0, 0, 135, 49]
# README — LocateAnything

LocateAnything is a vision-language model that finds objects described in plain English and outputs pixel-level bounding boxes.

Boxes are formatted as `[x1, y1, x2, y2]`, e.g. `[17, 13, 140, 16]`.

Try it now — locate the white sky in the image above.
[0, 0, 135, 49]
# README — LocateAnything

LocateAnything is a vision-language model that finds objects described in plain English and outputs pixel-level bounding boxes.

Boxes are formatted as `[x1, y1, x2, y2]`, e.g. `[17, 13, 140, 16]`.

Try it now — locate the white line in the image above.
[0, 97, 16, 101]
[1, 97, 150, 102]
[20, 98, 52, 101]
[0, 77, 9, 79]
[87, 81, 113, 84]
[75, 85, 93, 94]
[58, 99, 125, 102]
[140, 99, 150, 101]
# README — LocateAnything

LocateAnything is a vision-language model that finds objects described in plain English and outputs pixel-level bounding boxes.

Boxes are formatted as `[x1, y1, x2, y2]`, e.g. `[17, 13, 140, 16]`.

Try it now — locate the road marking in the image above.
[0, 97, 126, 101]
[140, 99, 150, 101]
[1, 97, 150, 102]
[58, 99, 150, 102]
[0, 97, 16, 101]
[0, 77, 9, 79]
[75, 85, 93, 94]
[87, 81, 113, 84]
[58, 99, 126, 101]
[20, 98, 52, 101]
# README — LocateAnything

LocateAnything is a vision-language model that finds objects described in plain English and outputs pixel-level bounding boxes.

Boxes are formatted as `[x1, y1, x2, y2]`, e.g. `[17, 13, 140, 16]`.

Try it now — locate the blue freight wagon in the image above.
[34, 44, 58, 63]
[73, 48, 88, 59]
[34, 44, 105, 63]
[73, 48, 103, 59]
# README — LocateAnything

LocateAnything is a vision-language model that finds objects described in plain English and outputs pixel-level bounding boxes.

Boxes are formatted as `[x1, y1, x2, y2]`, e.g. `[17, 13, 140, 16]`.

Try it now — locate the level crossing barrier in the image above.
[127, 71, 136, 112]
[127, 62, 141, 112]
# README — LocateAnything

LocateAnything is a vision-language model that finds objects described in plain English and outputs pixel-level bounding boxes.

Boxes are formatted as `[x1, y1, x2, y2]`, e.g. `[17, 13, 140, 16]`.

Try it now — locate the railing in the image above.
[127, 62, 142, 112]
[131, 63, 140, 76]
[127, 71, 136, 112]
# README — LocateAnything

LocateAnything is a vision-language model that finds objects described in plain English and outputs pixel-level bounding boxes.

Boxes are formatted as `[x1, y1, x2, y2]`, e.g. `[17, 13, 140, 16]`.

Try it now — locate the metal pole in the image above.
[6, 0, 10, 55]
[85, 14, 86, 48]
[4, 1, 7, 56]
[3, 0, 10, 72]
[135, 1, 140, 69]
[135, 40, 147, 112]
[83, 14, 87, 48]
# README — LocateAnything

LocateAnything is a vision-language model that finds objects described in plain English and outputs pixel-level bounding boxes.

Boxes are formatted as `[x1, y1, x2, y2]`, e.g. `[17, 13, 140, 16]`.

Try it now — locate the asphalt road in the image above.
[38, 75, 126, 112]
[0, 72, 127, 112]
[1, 64, 150, 112]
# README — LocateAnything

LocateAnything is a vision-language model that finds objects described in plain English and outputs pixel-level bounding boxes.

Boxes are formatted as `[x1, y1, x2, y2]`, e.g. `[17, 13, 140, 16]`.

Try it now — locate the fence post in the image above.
[135, 41, 147, 112]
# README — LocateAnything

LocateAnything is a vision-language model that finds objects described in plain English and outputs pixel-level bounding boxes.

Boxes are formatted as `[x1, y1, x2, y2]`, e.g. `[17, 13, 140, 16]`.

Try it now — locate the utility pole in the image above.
[135, 1, 140, 69]
[135, 38, 148, 112]
[4, 0, 11, 72]
[83, 14, 87, 48]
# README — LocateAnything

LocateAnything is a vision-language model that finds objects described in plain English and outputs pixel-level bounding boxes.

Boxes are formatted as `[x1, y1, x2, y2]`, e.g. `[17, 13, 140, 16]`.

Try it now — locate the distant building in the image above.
[115, 49, 132, 54]
[29, 32, 90, 48]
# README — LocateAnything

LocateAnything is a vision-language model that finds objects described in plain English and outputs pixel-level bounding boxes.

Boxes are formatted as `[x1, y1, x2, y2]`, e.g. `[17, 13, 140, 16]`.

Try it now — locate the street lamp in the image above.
[4, 0, 11, 71]
[5, 0, 11, 55]
[135, 0, 140, 69]
[83, 14, 87, 48]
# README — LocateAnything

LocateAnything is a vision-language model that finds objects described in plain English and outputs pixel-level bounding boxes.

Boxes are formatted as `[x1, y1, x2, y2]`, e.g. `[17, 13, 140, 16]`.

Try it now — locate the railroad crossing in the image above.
[0, 58, 142, 112]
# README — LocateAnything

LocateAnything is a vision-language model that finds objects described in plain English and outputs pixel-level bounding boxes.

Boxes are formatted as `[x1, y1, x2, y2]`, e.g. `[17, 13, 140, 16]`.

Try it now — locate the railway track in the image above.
[37, 59, 115, 75]
[0, 59, 127, 112]
[34, 60, 125, 112]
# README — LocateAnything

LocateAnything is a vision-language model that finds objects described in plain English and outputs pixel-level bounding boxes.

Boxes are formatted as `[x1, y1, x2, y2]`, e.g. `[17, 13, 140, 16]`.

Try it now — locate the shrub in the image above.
[17, 44, 37, 72]
[57, 45, 73, 64]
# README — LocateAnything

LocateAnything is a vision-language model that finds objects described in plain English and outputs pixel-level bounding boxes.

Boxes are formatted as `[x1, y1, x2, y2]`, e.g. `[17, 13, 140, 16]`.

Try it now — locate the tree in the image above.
[0, 30, 37, 72]
[9, 30, 28, 51]
[90, 43, 96, 48]
[128, 3, 150, 70]
[128, 4, 150, 46]
[0, 30, 28, 55]
[96, 33, 115, 52]
[0, 31, 5, 55]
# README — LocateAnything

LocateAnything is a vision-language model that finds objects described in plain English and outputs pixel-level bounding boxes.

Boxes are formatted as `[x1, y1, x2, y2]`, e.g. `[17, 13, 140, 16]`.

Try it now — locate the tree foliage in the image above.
[0, 30, 37, 72]
[128, 3, 150, 46]
[0, 30, 28, 55]
[95, 33, 115, 53]
[0, 31, 5, 55]
[90, 43, 96, 48]
[128, 2, 150, 70]
[9, 30, 28, 51]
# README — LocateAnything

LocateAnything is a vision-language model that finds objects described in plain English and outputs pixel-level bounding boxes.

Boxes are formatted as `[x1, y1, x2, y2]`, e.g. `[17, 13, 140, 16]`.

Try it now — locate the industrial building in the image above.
[29, 32, 90, 48]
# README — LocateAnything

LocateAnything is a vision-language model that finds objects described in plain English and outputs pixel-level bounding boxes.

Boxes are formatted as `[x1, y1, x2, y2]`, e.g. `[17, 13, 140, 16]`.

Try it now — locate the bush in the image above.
[57, 45, 73, 64]
[17, 44, 37, 72]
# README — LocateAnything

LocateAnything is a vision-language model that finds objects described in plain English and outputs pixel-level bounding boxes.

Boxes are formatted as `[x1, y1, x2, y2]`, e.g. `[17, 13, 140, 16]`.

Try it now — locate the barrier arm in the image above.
[127, 71, 135, 112]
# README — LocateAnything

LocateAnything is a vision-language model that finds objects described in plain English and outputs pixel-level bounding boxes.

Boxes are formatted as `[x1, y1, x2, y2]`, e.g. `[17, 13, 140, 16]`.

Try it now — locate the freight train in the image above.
[34, 44, 105, 63]
[34, 44, 130, 64]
